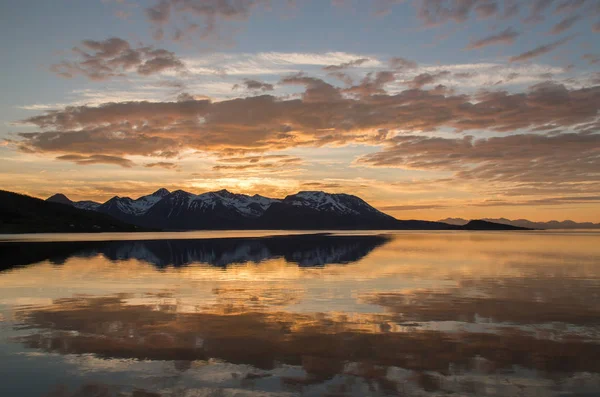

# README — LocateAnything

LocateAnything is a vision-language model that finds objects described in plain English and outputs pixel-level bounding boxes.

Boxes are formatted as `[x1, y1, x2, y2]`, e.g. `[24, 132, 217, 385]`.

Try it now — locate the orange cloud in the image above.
[355, 131, 600, 185]
[212, 155, 303, 172]
[56, 154, 135, 167]
[145, 161, 179, 169]
[13, 80, 600, 192]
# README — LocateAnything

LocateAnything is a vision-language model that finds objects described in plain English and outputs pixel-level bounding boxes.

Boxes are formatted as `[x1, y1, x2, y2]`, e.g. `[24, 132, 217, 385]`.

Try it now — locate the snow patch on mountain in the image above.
[73, 201, 101, 211]
[284, 191, 382, 216]
[151, 188, 170, 197]
[102, 188, 173, 216]
[190, 189, 279, 217]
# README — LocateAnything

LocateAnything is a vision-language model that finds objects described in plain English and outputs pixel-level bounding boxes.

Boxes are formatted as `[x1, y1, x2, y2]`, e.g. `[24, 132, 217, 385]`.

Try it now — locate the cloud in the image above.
[388, 57, 418, 70]
[381, 204, 449, 211]
[212, 155, 303, 172]
[525, 0, 555, 23]
[183, 51, 380, 76]
[406, 71, 451, 88]
[300, 181, 344, 190]
[503, 0, 520, 18]
[392, 62, 567, 89]
[146, 0, 171, 24]
[509, 36, 572, 62]
[475, 1, 499, 18]
[531, 0, 554, 14]
[145, 161, 179, 169]
[355, 131, 600, 185]
[26, 57, 572, 113]
[581, 53, 600, 66]
[14, 80, 600, 169]
[232, 79, 274, 92]
[322, 58, 374, 86]
[554, 0, 585, 14]
[323, 58, 370, 71]
[279, 73, 343, 102]
[404, 0, 573, 28]
[549, 14, 581, 34]
[473, 195, 600, 207]
[327, 71, 354, 86]
[467, 28, 520, 49]
[144, 0, 270, 41]
[414, 0, 496, 26]
[171, 22, 201, 41]
[343, 71, 396, 96]
[216, 154, 298, 163]
[56, 154, 135, 168]
[51, 37, 185, 81]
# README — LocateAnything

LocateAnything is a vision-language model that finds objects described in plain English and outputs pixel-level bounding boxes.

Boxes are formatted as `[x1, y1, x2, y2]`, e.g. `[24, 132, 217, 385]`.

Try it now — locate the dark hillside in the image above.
[0, 190, 142, 233]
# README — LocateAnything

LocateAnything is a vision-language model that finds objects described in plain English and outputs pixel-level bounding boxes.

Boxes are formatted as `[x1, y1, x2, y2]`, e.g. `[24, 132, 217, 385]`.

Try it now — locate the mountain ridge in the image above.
[50, 188, 409, 230]
[0, 190, 142, 233]
[39, 188, 529, 231]
[0, 188, 535, 233]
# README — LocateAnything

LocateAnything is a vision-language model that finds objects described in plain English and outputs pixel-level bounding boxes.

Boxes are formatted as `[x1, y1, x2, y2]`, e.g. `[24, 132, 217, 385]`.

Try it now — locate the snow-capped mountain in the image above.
[96, 188, 171, 223]
[256, 190, 403, 229]
[73, 201, 102, 211]
[185, 189, 277, 218]
[139, 189, 280, 229]
[283, 191, 387, 216]
[45, 188, 457, 230]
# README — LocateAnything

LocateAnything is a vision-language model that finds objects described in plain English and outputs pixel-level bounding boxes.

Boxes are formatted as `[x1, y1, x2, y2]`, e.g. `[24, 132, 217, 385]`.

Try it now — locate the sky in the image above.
[0, 0, 599, 222]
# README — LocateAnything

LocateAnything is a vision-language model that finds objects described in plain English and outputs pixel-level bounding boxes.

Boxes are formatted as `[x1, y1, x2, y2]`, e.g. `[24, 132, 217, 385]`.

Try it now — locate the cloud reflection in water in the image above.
[1, 232, 600, 396]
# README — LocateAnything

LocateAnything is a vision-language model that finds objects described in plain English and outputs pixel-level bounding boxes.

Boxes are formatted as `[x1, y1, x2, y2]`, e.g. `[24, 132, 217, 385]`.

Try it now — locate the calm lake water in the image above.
[1, 231, 599, 396]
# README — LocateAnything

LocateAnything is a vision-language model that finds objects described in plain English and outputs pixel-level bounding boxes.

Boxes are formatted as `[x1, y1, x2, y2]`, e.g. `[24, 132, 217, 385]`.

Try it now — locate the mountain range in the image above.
[47, 188, 463, 231]
[439, 217, 600, 230]
[1, 188, 530, 233]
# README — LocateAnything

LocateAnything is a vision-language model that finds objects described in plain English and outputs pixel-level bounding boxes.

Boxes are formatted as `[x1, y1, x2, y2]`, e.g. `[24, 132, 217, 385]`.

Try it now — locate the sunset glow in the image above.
[1, 1, 599, 221]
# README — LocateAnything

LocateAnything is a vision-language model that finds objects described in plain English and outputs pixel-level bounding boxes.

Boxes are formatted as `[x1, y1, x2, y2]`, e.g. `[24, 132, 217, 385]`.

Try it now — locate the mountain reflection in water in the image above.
[0, 234, 391, 270]
[1, 231, 600, 396]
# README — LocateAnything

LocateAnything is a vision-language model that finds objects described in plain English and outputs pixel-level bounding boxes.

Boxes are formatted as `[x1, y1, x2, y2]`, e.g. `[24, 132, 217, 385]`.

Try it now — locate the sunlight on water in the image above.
[1, 231, 600, 396]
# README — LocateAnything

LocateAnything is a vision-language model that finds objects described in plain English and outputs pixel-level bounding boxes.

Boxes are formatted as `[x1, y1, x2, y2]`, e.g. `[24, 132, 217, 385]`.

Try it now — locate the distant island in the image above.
[440, 217, 600, 230]
[1, 188, 530, 233]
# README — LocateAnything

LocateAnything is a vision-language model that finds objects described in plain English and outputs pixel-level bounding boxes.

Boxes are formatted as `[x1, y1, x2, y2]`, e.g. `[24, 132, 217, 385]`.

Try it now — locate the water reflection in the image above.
[13, 294, 600, 395]
[0, 234, 391, 270]
[1, 232, 600, 396]
[362, 276, 600, 327]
